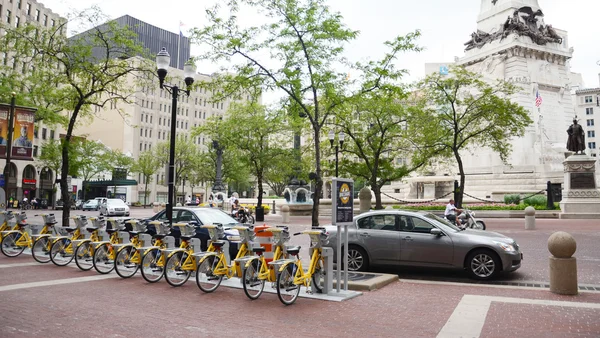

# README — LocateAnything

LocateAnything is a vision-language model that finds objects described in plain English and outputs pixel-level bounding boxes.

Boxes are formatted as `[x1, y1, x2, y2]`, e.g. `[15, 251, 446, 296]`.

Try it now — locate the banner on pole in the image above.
[0, 103, 37, 161]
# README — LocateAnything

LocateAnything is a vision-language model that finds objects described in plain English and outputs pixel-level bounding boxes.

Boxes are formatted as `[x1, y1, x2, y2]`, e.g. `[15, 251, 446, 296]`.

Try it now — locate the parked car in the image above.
[99, 198, 130, 216]
[146, 206, 242, 260]
[54, 199, 76, 210]
[82, 199, 100, 211]
[324, 210, 522, 280]
[75, 200, 84, 210]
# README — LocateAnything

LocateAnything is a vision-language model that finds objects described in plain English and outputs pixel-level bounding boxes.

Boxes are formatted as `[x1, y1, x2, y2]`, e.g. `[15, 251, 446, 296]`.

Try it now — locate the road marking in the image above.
[0, 262, 40, 269]
[0, 274, 118, 292]
[437, 294, 600, 338]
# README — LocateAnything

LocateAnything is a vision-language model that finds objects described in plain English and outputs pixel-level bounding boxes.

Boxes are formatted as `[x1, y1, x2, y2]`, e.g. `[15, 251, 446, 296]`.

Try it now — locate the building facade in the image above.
[574, 78, 600, 159]
[0, 0, 65, 205]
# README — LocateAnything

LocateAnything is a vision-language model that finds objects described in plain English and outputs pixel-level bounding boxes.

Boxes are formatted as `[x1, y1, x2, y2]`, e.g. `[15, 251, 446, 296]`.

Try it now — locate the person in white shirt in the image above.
[444, 199, 462, 226]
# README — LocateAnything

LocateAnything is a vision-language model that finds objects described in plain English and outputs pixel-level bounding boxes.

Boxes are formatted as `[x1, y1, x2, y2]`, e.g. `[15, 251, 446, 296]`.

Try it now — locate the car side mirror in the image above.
[430, 228, 443, 236]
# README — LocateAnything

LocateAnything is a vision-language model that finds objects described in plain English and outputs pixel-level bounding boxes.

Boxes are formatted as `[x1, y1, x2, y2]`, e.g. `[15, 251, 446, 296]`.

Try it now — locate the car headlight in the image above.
[494, 241, 515, 252]
[226, 235, 241, 241]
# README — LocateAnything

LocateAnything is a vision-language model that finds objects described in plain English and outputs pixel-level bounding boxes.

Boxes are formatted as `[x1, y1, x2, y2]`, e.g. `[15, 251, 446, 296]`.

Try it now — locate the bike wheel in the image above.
[141, 249, 164, 283]
[74, 242, 95, 271]
[164, 251, 192, 287]
[276, 263, 300, 305]
[311, 257, 325, 293]
[196, 255, 223, 293]
[242, 258, 265, 300]
[93, 243, 115, 274]
[32, 237, 52, 263]
[50, 238, 74, 266]
[115, 246, 139, 278]
[1, 232, 26, 257]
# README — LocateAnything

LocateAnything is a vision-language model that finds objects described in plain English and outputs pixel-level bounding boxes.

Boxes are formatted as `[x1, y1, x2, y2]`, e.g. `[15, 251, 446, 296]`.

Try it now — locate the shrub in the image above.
[503, 194, 521, 205]
[523, 195, 547, 207]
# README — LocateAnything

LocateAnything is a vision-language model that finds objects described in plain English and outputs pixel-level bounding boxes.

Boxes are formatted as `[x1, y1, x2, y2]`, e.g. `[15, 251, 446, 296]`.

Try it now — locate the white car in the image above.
[99, 198, 130, 216]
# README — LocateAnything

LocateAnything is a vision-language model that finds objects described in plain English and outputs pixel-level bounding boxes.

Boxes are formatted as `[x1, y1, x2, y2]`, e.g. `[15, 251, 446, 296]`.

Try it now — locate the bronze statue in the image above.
[567, 117, 586, 154]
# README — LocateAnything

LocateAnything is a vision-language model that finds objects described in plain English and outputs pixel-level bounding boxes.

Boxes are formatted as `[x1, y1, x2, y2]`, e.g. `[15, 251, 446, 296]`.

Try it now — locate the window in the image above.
[398, 216, 435, 234]
[145, 129, 148, 137]
[144, 143, 147, 151]
[588, 119, 595, 127]
[17, 0, 21, 9]
[585, 96, 593, 103]
[34, 127, 38, 138]
[33, 146, 38, 157]
[35, 9, 39, 21]
[149, 130, 152, 138]
[203, 112, 205, 119]
[50, 130, 54, 139]
[140, 128, 143, 136]
[41, 128, 47, 140]
[51, 19, 55, 27]
[185, 122, 188, 129]
[150, 115, 152, 123]
[586, 108, 594, 115]
[139, 142, 142, 151]
[141, 99, 144, 107]
[357, 215, 397, 231]
[15, 16, 19, 27]
[588, 131, 596, 138]
[6, 9, 11, 23]
[43, 14, 47, 26]
[177, 121, 180, 128]
[26, 3, 30, 15]
[160, 103, 162, 111]
[589, 142, 597, 149]
[145, 115, 148, 123]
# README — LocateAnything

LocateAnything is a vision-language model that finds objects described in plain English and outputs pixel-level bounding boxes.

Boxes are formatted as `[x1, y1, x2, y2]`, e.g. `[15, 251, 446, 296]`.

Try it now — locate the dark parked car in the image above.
[146, 207, 242, 259]
[325, 210, 522, 280]
[82, 199, 100, 211]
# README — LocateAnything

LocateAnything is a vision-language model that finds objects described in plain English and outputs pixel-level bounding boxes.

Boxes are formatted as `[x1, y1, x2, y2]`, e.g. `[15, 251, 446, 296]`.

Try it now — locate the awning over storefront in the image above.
[84, 179, 138, 187]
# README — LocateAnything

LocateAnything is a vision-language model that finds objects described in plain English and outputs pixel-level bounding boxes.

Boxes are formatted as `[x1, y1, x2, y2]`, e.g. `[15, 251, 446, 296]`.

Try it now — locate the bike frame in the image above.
[141, 237, 167, 268]
[200, 242, 250, 278]
[248, 244, 285, 282]
[93, 231, 122, 260]
[116, 235, 142, 264]
[5, 222, 53, 249]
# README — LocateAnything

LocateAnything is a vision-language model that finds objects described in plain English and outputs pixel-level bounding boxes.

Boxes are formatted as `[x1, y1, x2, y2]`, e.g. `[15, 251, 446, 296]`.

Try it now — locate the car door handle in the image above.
[402, 236, 413, 241]
[359, 232, 370, 237]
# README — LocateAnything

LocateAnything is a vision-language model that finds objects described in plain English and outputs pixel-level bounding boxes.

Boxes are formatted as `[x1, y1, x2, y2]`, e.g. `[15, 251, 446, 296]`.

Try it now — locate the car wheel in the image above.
[346, 245, 369, 272]
[466, 249, 500, 280]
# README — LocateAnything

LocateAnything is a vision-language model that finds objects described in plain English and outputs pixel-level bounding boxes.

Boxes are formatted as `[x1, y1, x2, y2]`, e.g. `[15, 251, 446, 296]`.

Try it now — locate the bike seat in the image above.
[106, 229, 119, 234]
[211, 240, 226, 249]
[252, 247, 266, 254]
[128, 231, 141, 236]
[86, 227, 99, 232]
[153, 234, 166, 240]
[286, 246, 301, 255]
[181, 236, 193, 241]
[64, 227, 77, 233]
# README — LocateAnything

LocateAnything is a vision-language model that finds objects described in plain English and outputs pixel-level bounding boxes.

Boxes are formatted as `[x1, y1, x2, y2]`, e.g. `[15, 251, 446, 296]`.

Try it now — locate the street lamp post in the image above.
[155, 47, 196, 224]
[212, 140, 225, 193]
[328, 130, 345, 177]
[182, 175, 187, 204]
[2, 92, 16, 196]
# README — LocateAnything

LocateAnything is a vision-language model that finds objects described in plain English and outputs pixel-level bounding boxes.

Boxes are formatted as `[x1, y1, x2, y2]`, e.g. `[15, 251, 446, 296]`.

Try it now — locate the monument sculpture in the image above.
[566, 117, 585, 155]
[464, 5, 563, 51]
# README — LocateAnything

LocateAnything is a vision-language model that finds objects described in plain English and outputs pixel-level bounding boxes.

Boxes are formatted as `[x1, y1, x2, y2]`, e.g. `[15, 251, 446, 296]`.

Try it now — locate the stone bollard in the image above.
[281, 205, 290, 224]
[548, 231, 578, 295]
[524, 206, 536, 230]
[359, 187, 372, 213]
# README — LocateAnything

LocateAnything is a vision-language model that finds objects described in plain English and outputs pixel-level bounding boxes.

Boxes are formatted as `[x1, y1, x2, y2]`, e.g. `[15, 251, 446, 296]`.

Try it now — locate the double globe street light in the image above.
[155, 47, 196, 224]
[328, 130, 345, 177]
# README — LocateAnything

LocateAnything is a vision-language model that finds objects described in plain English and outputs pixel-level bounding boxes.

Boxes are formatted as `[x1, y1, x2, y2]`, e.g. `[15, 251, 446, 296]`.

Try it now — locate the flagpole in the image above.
[538, 106, 544, 164]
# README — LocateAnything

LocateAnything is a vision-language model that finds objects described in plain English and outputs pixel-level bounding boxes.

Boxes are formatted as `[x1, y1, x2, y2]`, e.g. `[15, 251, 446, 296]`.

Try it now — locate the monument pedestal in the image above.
[559, 155, 600, 219]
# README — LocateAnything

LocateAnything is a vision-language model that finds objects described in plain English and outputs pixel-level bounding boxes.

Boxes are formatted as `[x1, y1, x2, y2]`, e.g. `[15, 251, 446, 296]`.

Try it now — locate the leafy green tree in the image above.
[0, 8, 153, 225]
[410, 66, 532, 206]
[156, 134, 202, 198]
[333, 90, 426, 209]
[195, 102, 288, 209]
[191, 0, 421, 226]
[71, 140, 112, 200]
[37, 139, 79, 207]
[131, 150, 161, 207]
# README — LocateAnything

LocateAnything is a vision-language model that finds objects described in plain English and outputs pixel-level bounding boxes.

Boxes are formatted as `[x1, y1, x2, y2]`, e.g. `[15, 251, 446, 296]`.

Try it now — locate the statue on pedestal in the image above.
[566, 117, 586, 155]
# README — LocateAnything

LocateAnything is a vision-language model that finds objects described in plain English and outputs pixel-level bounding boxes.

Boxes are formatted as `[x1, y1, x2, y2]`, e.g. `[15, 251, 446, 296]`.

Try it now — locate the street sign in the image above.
[66, 175, 72, 188]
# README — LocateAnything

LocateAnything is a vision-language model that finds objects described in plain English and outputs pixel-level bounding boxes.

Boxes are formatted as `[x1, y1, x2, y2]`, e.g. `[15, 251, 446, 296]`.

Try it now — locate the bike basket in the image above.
[107, 219, 126, 231]
[268, 259, 295, 272]
[89, 217, 106, 229]
[71, 215, 88, 229]
[231, 225, 255, 243]
[201, 223, 224, 240]
[173, 223, 196, 237]
[149, 221, 170, 236]
[269, 227, 291, 246]
[132, 221, 148, 233]
[304, 230, 329, 248]
[40, 214, 57, 225]
[15, 212, 27, 224]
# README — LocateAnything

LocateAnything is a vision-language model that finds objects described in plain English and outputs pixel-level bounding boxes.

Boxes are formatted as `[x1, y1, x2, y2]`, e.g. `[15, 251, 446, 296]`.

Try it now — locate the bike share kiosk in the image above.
[330, 178, 361, 299]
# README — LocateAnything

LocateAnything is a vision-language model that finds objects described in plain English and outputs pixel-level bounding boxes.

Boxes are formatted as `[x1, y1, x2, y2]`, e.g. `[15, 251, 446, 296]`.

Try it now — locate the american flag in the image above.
[535, 90, 543, 107]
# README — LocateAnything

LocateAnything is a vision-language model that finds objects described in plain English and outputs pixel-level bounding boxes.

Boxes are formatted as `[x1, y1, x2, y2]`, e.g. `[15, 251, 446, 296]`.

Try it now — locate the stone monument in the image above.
[452, 0, 577, 195]
[559, 153, 600, 219]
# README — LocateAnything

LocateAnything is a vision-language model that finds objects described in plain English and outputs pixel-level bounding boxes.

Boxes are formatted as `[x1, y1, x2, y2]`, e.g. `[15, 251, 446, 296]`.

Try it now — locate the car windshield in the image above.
[192, 208, 237, 225]
[107, 199, 126, 206]
[423, 213, 461, 232]
[85, 200, 97, 205]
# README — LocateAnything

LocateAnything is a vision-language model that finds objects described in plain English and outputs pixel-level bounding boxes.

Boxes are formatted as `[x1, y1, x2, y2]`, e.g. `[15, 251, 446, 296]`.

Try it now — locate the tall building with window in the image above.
[574, 75, 600, 158]
[0, 0, 64, 204]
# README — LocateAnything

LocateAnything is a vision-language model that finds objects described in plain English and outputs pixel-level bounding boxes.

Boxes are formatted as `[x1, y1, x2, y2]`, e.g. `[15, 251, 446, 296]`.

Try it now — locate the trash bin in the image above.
[255, 206, 265, 222]
[41, 199, 48, 209]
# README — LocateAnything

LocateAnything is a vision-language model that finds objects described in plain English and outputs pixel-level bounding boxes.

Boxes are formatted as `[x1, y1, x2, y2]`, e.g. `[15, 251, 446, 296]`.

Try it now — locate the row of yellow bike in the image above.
[0, 210, 329, 305]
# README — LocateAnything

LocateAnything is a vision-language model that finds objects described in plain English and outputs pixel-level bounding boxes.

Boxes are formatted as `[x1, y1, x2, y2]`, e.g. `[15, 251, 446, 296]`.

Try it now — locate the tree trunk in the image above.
[312, 125, 322, 228]
[60, 108, 80, 227]
[144, 177, 148, 208]
[373, 183, 383, 209]
[455, 149, 465, 208]
[257, 172, 263, 209]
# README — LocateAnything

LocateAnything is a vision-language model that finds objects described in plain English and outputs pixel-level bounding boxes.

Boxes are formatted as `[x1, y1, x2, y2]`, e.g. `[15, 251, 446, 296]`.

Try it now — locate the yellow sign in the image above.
[339, 183, 351, 204]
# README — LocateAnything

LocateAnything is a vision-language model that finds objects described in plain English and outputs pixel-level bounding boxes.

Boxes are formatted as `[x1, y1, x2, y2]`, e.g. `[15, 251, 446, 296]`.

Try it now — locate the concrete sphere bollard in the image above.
[548, 231, 578, 295]
[524, 206, 536, 230]
[358, 187, 372, 213]
[281, 205, 290, 224]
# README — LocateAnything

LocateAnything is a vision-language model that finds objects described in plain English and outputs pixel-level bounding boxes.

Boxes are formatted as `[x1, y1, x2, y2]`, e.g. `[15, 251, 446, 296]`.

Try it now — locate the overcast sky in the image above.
[41, 0, 600, 92]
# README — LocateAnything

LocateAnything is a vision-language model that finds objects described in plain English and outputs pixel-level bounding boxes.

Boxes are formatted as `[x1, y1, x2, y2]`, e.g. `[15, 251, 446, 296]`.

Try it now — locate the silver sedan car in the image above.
[325, 210, 522, 280]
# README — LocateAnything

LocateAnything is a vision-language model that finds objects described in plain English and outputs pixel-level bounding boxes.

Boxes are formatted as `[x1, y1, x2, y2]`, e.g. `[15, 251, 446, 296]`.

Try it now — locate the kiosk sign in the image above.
[333, 179, 353, 224]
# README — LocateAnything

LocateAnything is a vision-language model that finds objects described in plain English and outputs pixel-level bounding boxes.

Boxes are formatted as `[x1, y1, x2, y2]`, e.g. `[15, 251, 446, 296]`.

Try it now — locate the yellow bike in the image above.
[140, 221, 174, 283]
[241, 226, 290, 300]
[30, 213, 61, 263]
[48, 215, 88, 266]
[163, 222, 206, 287]
[274, 228, 329, 305]
[0, 212, 36, 257]
[195, 224, 254, 293]
[114, 219, 152, 278]
[73, 216, 107, 271]
[0, 211, 19, 241]
[92, 218, 127, 274]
